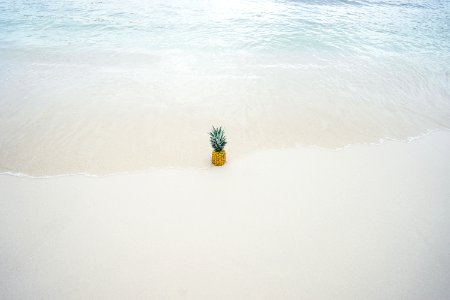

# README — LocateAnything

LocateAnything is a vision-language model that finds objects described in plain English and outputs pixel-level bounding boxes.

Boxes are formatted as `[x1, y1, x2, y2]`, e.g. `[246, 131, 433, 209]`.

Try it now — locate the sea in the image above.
[0, 0, 449, 175]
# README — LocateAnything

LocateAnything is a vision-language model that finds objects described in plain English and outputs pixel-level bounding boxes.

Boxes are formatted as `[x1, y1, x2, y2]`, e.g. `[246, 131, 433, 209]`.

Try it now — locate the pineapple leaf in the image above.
[209, 126, 227, 152]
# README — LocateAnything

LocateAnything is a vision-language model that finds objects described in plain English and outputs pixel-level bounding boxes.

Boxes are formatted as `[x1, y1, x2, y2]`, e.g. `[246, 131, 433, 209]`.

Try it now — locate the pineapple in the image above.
[209, 126, 227, 166]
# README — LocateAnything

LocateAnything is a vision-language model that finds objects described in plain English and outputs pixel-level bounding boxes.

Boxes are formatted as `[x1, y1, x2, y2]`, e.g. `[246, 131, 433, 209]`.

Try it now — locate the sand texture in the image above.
[1, 131, 450, 299]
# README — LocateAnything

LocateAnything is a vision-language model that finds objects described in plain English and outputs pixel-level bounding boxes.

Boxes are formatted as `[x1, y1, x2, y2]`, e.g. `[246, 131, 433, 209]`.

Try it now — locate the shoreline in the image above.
[1, 127, 449, 178]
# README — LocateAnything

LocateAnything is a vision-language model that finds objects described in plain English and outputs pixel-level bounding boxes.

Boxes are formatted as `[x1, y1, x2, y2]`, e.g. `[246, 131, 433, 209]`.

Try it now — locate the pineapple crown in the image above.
[209, 126, 227, 152]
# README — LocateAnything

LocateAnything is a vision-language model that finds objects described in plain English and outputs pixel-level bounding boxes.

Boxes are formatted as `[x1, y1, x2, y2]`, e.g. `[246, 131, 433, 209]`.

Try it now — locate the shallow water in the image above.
[0, 0, 449, 175]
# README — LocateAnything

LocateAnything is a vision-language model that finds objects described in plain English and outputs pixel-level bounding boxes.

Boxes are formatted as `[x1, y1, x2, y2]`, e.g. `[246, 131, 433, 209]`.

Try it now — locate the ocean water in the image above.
[0, 0, 449, 175]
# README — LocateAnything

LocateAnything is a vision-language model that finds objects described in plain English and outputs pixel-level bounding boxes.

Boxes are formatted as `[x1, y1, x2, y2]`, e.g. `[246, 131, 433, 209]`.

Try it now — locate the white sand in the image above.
[1, 131, 450, 299]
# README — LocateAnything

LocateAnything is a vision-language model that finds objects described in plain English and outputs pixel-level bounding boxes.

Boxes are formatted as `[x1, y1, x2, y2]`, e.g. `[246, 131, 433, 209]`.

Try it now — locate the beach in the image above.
[1, 0, 450, 298]
[1, 130, 450, 299]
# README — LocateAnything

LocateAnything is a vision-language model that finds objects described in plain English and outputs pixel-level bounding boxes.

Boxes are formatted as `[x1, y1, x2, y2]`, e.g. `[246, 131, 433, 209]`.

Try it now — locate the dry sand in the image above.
[1, 131, 450, 299]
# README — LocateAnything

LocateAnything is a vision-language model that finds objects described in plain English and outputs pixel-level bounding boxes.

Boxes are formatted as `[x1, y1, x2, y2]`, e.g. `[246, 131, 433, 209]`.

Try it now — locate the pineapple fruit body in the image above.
[212, 150, 226, 166]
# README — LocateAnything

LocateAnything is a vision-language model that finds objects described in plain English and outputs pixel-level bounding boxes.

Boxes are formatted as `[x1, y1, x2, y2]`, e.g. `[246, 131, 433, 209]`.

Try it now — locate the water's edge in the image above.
[2, 127, 449, 179]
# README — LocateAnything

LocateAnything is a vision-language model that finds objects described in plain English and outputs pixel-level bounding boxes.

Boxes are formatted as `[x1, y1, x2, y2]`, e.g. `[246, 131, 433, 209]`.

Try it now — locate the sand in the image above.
[1, 131, 450, 299]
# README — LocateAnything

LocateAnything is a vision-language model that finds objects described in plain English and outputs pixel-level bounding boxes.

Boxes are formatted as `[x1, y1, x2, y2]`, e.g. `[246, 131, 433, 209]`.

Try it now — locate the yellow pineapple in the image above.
[209, 126, 227, 166]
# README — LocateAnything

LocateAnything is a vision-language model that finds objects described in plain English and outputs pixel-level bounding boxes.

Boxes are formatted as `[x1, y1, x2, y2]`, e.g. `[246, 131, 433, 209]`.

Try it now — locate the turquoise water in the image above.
[2, 0, 450, 54]
[0, 0, 449, 175]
